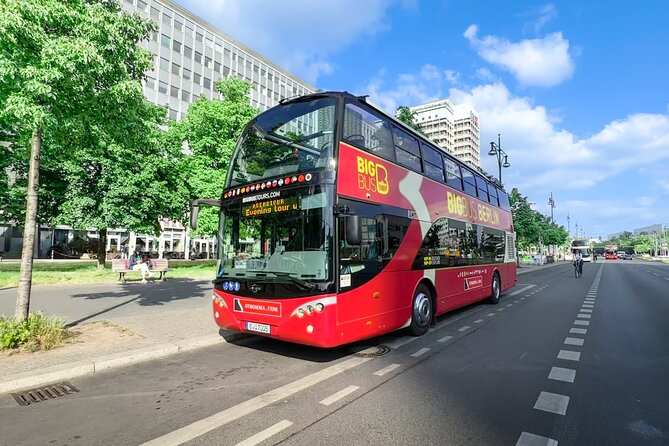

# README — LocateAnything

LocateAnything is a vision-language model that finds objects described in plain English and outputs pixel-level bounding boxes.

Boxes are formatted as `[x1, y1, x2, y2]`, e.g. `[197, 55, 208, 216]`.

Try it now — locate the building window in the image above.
[214, 61, 221, 73]
[183, 68, 191, 80]
[181, 90, 190, 101]
[173, 15, 183, 31]
[204, 56, 212, 69]
[183, 45, 192, 59]
[161, 34, 170, 48]
[169, 108, 178, 120]
[194, 51, 202, 64]
[137, 0, 148, 11]
[150, 6, 159, 19]
[171, 62, 180, 76]
[159, 57, 169, 72]
[158, 81, 168, 94]
[170, 85, 179, 98]
[145, 76, 155, 90]
[161, 13, 171, 27]
[172, 40, 181, 53]
[193, 73, 201, 84]
[196, 31, 203, 42]
[203, 77, 211, 89]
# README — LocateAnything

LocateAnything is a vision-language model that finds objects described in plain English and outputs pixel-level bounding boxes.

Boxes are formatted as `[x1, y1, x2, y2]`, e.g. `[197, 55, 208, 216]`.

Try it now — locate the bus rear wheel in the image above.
[489, 273, 501, 305]
[408, 284, 432, 336]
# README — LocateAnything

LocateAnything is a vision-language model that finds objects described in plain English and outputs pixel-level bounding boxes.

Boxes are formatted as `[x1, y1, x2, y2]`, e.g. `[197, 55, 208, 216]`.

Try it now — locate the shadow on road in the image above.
[66, 278, 212, 326]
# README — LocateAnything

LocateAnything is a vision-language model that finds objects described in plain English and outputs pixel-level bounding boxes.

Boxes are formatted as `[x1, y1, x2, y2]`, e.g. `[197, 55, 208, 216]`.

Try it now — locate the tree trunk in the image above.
[15, 129, 41, 321]
[97, 227, 107, 270]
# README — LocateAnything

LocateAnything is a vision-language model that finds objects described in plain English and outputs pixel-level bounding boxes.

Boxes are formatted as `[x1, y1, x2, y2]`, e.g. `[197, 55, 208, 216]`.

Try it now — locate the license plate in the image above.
[246, 321, 271, 334]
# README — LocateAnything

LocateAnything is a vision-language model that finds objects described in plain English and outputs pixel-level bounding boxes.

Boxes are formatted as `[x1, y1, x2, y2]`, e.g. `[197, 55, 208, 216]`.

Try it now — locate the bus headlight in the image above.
[307, 305, 314, 314]
[315, 303, 324, 312]
[297, 308, 305, 318]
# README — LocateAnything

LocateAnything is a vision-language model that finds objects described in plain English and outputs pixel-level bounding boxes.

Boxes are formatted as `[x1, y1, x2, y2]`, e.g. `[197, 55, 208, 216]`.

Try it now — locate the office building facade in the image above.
[1, 0, 317, 259]
[410, 99, 480, 167]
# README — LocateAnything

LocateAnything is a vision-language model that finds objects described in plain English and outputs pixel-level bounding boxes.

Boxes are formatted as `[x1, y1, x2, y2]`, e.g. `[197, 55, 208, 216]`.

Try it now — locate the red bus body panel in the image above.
[213, 142, 516, 347]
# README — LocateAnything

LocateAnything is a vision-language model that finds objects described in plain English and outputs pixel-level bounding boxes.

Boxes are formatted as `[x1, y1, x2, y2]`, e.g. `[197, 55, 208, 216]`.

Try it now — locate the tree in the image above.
[395, 106, 423, 134]
[0, 0, 178, 319]
[509, 188, 568, 250]
[166, 78, 258, 237]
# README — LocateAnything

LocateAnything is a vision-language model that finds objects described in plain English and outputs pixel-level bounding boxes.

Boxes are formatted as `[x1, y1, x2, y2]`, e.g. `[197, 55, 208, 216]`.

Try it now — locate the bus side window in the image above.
[461, 167, 477, 197]
[342, 102, 396, 162]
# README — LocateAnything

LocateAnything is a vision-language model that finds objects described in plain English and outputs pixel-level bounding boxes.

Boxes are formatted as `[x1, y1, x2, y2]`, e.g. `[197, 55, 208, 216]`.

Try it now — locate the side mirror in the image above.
[345, 216, 362, 246]
[190, 203, 200, 230]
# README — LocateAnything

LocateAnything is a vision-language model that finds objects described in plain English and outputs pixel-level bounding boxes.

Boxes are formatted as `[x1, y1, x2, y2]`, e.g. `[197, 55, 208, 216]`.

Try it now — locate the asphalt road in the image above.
[1, 260, 668, 446]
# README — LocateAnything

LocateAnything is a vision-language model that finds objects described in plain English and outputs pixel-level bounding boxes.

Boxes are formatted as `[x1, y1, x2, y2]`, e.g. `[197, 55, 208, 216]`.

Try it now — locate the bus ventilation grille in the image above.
[11, 382, 80, 406]
[350, 345, 391, 358]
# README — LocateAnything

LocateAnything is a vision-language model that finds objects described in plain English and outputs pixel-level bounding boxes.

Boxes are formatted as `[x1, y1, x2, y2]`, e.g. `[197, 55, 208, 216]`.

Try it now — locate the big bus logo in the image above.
[356, 156, 389, 195]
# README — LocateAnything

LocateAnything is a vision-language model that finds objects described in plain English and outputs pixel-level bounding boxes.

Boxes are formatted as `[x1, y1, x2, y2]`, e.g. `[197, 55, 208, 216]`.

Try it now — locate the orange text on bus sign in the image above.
[356, 156, 389, 195]
[447, 191, 500, 225]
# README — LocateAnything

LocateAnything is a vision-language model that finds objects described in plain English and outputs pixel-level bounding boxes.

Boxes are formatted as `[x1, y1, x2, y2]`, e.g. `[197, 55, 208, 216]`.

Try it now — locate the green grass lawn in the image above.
[0, 260, 217, 288]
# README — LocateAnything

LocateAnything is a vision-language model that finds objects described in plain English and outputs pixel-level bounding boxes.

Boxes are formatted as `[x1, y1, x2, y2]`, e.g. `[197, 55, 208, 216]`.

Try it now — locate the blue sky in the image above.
[174, 0, 669, 240]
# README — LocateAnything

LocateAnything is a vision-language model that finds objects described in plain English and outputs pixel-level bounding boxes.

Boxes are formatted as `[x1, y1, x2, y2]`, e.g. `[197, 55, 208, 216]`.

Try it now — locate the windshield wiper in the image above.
[253, 123, 321, 157]
[253, 270, 315, 290]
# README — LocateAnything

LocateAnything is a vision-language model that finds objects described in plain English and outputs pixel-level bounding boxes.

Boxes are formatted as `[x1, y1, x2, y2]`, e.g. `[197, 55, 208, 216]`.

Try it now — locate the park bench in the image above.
[111, 258, 170, 283]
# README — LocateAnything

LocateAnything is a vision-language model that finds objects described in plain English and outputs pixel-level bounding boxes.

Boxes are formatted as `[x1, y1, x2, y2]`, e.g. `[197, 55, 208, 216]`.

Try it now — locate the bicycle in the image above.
[573, 260, 582, 278]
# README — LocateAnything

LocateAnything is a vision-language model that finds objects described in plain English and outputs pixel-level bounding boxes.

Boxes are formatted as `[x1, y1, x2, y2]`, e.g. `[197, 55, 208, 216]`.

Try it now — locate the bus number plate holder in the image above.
[246, 321, 271, 334]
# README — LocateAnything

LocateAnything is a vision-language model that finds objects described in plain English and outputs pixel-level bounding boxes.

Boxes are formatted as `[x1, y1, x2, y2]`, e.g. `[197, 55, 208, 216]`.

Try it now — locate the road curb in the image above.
[0, 331, 248, 395]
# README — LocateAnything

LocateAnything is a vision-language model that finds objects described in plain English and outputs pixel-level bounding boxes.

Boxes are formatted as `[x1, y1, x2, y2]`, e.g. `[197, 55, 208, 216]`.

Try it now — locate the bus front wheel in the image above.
[408, 284, 432, 336]
[489, 272, 501, 305]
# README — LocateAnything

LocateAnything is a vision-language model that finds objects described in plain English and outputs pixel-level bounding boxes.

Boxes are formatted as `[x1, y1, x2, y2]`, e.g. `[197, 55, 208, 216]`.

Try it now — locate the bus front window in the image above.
[228, 96, 337, 186]
[218, 187, 333, 284]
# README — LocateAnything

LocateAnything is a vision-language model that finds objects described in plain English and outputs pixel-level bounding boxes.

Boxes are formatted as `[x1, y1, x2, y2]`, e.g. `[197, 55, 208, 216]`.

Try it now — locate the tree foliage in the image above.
[165, 78, 258, 237]
[509, 188, 568, 250]
[395, 106, 423, 134]
[0, 0, 186, 302]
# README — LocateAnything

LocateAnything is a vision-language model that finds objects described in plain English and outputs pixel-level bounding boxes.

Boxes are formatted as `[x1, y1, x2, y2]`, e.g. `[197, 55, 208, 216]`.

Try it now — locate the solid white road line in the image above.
[139, 356, 371, 446]
[548, 366, 576, 383]
[235, 420, 293, 446]
[564, 337, 585, 346]
[558, 350, 581, 361]
[516, 432, 558, 446]
[374, 364, 401, 376]
[534, 391, 569, 415]
[410, 347, 430, 357]
[437, 335, 453, 343]
[319, 385, 360, 406]
[570, 328, 587, 335]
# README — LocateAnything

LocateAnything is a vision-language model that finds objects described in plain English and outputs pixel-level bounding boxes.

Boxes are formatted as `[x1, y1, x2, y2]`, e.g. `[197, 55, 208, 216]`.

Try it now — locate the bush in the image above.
[0, 312, 70, 351]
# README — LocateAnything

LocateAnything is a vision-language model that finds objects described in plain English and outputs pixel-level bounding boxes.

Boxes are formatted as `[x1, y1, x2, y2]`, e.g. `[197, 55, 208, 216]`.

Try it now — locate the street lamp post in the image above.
[548, 193, 555, 223]
[488, 133, 510, 184]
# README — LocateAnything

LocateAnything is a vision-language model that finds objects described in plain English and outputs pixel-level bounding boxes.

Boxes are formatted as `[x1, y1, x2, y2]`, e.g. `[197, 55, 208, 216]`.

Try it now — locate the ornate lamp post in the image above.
[488, 133, 510, 184]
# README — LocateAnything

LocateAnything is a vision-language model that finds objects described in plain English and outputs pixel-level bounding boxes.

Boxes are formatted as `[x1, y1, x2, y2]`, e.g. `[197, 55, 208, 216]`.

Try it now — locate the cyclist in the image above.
[573, 249, 583, 276]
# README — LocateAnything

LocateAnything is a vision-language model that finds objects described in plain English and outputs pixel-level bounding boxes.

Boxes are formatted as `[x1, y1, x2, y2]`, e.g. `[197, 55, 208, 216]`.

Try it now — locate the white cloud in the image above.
[520, 4, 558, 35]
[176, 0, 397, 84]
[464, 24, 575, 87]
[362, 65, 669, 235]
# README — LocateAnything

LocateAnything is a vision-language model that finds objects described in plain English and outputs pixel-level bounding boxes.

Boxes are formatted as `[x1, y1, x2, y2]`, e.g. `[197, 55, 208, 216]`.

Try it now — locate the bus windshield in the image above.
[228, 96, 337, 187]
[217, 186, 333, 285]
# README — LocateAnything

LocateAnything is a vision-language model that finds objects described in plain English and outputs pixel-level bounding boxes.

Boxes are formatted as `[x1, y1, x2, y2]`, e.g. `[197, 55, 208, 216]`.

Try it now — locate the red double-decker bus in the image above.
[192, 92, 517, 347]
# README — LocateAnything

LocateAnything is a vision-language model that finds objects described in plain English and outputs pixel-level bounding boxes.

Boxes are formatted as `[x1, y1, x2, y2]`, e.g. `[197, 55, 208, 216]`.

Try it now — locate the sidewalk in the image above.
[517, 259, 565, 275]
[0, 278, 245, 394]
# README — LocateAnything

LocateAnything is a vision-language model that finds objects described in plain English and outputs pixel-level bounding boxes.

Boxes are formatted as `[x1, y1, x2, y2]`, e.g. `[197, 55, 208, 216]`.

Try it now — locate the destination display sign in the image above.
[242, 196, 299, 217]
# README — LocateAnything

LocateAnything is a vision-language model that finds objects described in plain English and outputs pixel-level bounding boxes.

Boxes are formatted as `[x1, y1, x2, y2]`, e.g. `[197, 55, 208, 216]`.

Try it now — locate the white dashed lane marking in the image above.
[516, 432, 558, 446]
[474, 319, 484, 323]
[319, 386, 360, 406]
[577, 314, 592, 319]
[373, 364, 401, 377]
[558, 350, 581, 361]
[564, 337, 585, 346]
[570, 328, 587, 335]
[534, 391, 569, 415]
[580, 309, 593, 313]
[574, 320, 590, 326]
[410, 347, 430, 358]
[437, 335, 453, 343]
[548, 366, 576, 383]
[458, 326, 471, 332]
[236, 420, 293, 446]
